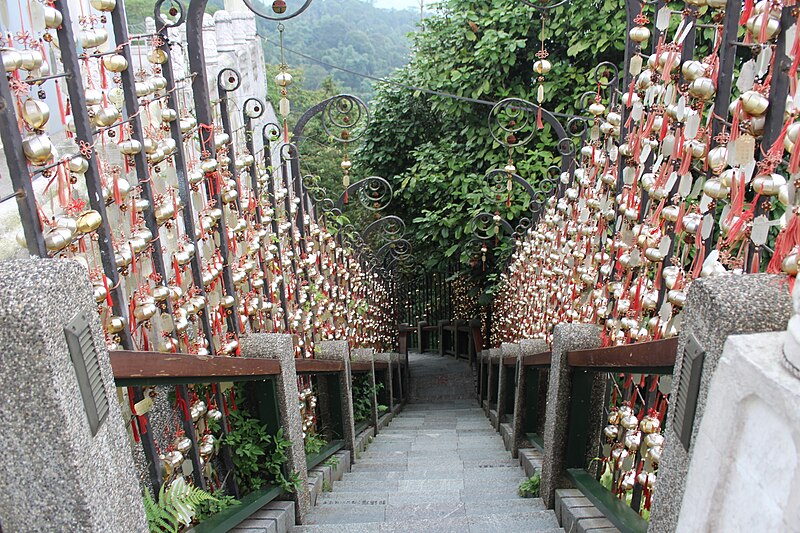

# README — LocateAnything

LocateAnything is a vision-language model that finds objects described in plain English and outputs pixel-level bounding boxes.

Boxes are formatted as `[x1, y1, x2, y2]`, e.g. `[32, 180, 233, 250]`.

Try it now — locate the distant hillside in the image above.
[257, 0, 417, 100]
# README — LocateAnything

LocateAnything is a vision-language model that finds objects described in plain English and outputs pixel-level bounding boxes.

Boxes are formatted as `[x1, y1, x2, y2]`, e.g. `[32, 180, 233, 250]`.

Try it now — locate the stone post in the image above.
[240, 333, 310, 522]
[485, 348, 501, 420]
[649, 274, 792, 532]
[417, 321, 427, 353]
[496, 342, 520, 431]
[315, 341, 356, 458]
[477, 349, 486, 402]
[0, 259, 146, 532]
[783, 280, 800, 375]
[511, 338, 548, 458]
[540, 323, 602, 509]
[351, 348, 379, 433]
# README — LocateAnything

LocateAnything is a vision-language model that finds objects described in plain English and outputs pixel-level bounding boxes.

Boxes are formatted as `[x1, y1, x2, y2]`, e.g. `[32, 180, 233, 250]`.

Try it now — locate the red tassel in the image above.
[536, 107, 544, 130]
[740, 0, 754, 26]
[767, 213, 800, 273]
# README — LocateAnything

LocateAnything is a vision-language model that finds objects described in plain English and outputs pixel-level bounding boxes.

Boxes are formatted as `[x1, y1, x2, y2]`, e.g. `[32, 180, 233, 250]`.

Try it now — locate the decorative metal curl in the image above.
[362, 215, 406, 243]
[567, 116, 588, 137]
[470, 212, 515, 241]
[154, 0, 186, 28]
[557, 137, 575, 156]
[335, 176, 392, 212]
[240, 0, 314, 21]
[483, 168, 538, 205]
[243, 98, 265, 120]
[518, 0, 569, 10]
[376, 238, 412, 262]
[263, 122, 282, 142]
[593, 61, 620, 89]
[217, 68, 241, 93]
[322, 95, 369, 143]
[489, 98, 537, 148]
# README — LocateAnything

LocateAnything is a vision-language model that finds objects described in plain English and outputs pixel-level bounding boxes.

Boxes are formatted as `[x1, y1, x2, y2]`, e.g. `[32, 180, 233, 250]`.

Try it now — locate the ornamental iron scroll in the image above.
[335, 176, 393, 212]
[240, 0, 314, 21]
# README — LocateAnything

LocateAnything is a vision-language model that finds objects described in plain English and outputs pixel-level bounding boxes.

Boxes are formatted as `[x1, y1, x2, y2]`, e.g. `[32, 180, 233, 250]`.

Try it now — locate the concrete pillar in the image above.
[0, 259, 146, 532]
[540, 323, 602, 509]
[675, 330, 800, 532]
[240, 333, 310, 522]
[649, 274, 792, 532]
[315, 341, 356, 459]
[511, 338, 548, 458]
[214, 10, 236, 53]
[783, 279, 800, 375]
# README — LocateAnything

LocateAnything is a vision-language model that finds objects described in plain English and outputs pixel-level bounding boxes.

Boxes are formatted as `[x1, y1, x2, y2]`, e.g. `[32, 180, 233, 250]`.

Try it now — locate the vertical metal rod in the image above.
[110, 0, 178, 342]
[186, 0, 241, 338]
[154, 7, 216, 347]
[263, 126, 291, 331]
[176, 384, 207, 489]
[216, 73, 243, 213]
[0, 63, 46, 257]
[53, 0, 132, 349]
[186, 0, 239, 498]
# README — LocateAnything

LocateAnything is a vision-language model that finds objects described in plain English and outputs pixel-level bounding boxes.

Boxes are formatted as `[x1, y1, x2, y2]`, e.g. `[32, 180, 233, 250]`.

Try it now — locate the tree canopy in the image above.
[354, 0, 627, 287]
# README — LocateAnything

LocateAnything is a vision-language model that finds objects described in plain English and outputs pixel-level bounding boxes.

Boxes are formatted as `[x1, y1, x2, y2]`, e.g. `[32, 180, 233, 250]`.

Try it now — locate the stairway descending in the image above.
[290, 353, 564, 533]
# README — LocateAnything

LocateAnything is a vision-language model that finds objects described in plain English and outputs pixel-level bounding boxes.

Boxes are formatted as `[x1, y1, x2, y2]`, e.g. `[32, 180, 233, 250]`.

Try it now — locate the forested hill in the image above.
[257, 0, 418, 100]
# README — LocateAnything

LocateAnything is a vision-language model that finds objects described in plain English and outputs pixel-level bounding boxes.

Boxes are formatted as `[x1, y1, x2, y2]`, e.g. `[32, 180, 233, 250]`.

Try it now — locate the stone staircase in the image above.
[289, 353, 564, 533]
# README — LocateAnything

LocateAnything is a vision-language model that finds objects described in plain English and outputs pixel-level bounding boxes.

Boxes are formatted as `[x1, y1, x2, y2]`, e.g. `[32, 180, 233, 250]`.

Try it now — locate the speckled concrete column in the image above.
[540, 323, 602, 509]
[375, 352, 394, 412]
[351, 348, 379, 433]
[240, 333, 310, 522]
[316, 341, 356, 458]
[496, 343, 520, 431]
[0, 259, 146, 533]
[649, 274, 792, 533]
[486, 348, 501, 412]
[511, 339, 548, 458]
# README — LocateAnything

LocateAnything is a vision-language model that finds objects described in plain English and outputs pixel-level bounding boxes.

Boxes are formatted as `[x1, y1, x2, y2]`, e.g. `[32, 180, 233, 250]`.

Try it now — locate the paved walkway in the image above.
[291, 352, 562, 532]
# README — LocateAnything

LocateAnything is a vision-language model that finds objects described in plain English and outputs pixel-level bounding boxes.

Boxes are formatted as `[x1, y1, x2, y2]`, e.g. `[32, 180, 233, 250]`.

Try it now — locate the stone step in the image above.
[291, 511, 563, 532]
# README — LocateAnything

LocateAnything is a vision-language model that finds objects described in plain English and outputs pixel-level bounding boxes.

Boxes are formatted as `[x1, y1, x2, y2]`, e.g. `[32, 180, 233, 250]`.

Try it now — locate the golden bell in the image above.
[160, 108, 178, 122]
[151, 76, 168, 91]
[2, 48, 23, 72]
[90, 0, 116, 12]
[114, 246, 133, 267]
[152, 285, 170, 302]
[154, 202, 175, 224]
[67, 155, 89, 174]
[43, 6, 63, 28]
[102, 54, 128, 72]
[740, 90, 769, 116]
[44, 228, 72, 251]
[19, 50, 44, 71]
[147, 48, 168, 65]
[76, 210, 103, 234]
[118, 139, 142, 155]
[107, 315, 127, 333]
[688, 77, 715, 100]
[93, 283, 108, 303]
[22, 133, 53, 165]
[134, 297, 157, 321]
[22, 99, 50, 130]
[92, 106, 120, 128]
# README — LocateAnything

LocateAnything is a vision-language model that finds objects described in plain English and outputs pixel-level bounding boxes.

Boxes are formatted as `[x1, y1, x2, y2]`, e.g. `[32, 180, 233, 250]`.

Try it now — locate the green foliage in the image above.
[351, 374, 384, 423]
[322, 480, 333, 492]
[323, 455, 340, 468]
[355, 0, 627, 289]
[258, 0, 417, 100]
[224, 385, 302, 495]
[194, 487, 240, 522]
[518, 471, 541, 498]
[143, 477, 217, 533]
[304, 431, 328, 455]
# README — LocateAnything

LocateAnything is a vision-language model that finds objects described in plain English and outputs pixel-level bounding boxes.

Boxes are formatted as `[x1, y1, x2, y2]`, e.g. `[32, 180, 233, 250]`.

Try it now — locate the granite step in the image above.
[293, 352, 561, 533]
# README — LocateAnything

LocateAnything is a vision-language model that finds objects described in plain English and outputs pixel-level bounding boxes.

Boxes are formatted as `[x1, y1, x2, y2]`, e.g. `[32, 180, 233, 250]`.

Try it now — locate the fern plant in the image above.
[143, 477, 217, 532]
[518, 471, 541, 498]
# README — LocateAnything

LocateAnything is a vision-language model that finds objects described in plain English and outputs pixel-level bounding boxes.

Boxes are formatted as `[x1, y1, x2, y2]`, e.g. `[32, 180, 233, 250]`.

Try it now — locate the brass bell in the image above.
[22, 133, 53, 165]
[22, 99, 50, 129]
[90, 0, 117, 11]
[2, 49, 23, 72]
[102, 54, 128, 72]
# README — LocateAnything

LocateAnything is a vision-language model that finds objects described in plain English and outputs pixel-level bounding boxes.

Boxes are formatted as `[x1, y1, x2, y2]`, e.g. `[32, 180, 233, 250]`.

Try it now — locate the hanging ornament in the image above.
[532, 14, 551, 129]
[275, 24, 293, 142]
